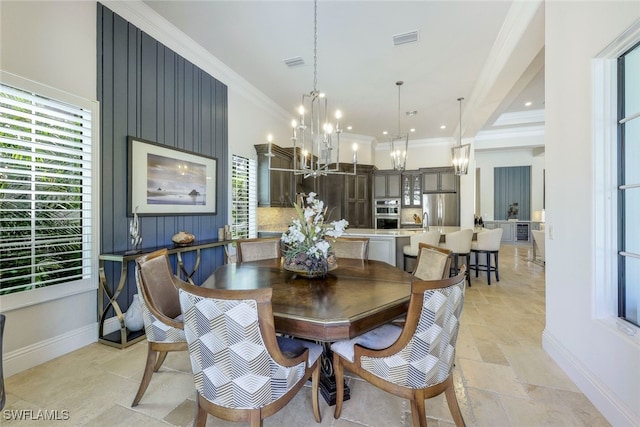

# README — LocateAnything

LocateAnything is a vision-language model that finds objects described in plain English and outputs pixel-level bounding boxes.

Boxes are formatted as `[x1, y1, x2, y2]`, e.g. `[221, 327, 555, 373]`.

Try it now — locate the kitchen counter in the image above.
[259, 227, 475, 267]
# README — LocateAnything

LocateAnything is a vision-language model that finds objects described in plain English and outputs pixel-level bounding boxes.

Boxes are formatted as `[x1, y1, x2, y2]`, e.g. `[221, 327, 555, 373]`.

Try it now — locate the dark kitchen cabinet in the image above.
[255, 144, 295, 207]
[420, 167, 458, 193]
[374, 171, 401, 199]
[320, 164, 375, 228]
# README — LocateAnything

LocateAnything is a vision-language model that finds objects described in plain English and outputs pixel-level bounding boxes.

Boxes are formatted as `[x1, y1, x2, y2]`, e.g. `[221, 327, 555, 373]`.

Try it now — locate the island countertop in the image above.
[258, 226, 473, 237]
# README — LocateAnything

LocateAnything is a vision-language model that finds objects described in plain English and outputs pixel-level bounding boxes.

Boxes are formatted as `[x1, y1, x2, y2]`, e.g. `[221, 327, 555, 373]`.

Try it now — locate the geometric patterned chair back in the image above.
[359, 269, 466, 388]
[178, 286, 308, 409]
[331, 237, 370, 260]
[236, 237, 282, 263]
[135, 249, 186, 344]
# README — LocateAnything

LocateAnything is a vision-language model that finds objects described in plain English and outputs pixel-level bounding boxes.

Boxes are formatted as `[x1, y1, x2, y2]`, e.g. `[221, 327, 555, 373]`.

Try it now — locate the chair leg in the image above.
[494, 251, 500, 282]
[333, 353, 345, 419]
[154, 351, 168, 372]
[465, 254, 471, 287]
[194, 394, 208, 427]
[132, 344, 158, 407]
[444, 378, 466, 427]
[474, 252, 479, 277]
[486, 252, 491, 285]
[410, 392, 428, 427]
[311, 362, 321, 422]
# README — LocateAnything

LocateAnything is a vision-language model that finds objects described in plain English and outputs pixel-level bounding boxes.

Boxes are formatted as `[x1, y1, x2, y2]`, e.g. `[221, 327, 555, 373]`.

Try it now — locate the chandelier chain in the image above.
[313, 0, 318, 93]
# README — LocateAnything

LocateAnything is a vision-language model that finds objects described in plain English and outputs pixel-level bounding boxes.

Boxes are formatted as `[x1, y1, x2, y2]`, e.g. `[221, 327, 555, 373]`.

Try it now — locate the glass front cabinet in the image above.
[402, 171, 422, 207]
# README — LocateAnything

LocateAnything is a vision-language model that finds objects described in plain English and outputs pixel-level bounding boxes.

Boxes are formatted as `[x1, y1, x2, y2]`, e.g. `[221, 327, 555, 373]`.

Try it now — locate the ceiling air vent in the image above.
[393, 30, 419, 46]
[283, 56, 305, 68]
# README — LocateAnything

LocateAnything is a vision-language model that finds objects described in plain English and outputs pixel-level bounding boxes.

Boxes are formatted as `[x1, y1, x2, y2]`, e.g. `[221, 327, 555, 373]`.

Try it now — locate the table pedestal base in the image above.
[319, 342, 350, 406]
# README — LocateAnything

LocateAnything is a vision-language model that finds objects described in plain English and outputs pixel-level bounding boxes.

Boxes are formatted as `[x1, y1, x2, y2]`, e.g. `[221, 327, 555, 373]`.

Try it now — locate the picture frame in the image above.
[127, 136, 217, 216]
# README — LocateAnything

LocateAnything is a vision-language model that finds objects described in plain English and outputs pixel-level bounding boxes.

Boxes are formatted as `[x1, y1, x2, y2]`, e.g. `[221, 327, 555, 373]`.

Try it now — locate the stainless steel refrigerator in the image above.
[422, 193, 459, 227]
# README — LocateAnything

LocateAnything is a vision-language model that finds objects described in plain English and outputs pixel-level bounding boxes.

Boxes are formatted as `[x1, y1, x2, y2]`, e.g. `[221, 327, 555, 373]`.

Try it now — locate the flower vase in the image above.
[124, 294, 144, 332]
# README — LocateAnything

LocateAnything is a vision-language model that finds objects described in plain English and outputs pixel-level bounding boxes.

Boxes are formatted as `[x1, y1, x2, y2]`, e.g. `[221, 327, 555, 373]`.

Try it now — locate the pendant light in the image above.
[390, 81, 409, 171]
[451, 97, 470, 176]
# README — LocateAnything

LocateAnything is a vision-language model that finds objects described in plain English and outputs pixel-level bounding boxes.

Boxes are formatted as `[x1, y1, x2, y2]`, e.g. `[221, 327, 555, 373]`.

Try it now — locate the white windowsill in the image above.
[0, 279, 96, 312]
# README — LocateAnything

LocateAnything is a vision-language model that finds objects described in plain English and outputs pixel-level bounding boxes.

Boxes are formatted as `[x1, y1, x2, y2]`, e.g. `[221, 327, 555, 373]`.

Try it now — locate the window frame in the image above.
[230, 154, 257, 240]
[0, 71, 100, 311]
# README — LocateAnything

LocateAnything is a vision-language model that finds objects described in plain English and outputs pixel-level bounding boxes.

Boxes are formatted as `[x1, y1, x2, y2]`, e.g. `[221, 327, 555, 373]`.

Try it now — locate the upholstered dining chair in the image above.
[236, 237, 282, 263]
[470, 228, 504, 285]
[131, 249, 188, 407]
[331, 237, 370, 260]
[402, 230, 441, 272]
[413, 243, 452, 281]
[176, 282, 322, 427]
[331, 268, 467, 427]
[441, 229, 473, 286]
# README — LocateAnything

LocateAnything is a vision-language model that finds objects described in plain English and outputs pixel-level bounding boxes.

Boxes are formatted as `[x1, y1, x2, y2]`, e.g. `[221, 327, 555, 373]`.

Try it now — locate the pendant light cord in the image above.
[458, 97, 464, 146]
[313, 0, 318, 93]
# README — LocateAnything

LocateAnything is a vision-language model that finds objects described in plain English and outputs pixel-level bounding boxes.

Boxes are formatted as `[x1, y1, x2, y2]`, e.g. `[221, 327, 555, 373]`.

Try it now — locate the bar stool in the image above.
[470, 228, 503, 285]
[441, 229, 473, 286]
[402, 230, 441, 272]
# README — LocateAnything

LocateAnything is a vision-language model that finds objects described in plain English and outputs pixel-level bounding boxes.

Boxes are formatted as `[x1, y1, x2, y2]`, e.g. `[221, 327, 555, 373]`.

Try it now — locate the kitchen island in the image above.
[259, 227, 468, 268]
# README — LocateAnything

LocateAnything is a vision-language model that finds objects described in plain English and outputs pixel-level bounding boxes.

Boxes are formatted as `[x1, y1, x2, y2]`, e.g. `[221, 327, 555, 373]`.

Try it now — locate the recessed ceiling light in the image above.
[440, 125, 446, 129]
[410, 128, 415, 133]
[525, 101, 532, 107]
[347, 126, 352, 130]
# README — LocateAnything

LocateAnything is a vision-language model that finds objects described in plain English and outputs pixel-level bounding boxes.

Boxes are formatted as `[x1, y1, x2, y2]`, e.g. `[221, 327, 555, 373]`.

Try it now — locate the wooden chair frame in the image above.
[175, 281, 321, 427]
[132, 249, 188, 407]
[414, 243, 452, 279]
[334, 269, 467, 427]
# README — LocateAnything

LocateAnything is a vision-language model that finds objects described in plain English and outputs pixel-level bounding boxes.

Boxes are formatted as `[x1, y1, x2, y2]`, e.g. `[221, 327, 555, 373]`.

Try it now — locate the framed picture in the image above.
[127, 136, 217, 216]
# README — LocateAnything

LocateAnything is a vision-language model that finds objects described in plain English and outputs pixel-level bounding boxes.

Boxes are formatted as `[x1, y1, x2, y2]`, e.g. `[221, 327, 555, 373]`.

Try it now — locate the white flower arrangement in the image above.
[281, 192, 348, 273]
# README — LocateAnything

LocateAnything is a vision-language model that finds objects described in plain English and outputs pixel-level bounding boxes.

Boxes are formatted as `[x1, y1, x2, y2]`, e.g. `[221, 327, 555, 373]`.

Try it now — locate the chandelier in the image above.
[390, 81, 409, 171]
[267, 0, 356, 179]
[451, 97, 470, 176]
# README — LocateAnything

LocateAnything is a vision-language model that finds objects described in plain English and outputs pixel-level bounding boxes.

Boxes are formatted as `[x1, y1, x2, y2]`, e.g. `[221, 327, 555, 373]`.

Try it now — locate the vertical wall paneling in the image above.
[494, 166, 531, 220]
[97, 4, 228, 315]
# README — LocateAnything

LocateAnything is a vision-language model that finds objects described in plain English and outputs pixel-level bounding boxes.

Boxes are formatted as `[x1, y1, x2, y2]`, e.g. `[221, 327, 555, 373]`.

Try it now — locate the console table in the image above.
[98, 238, 232, 348]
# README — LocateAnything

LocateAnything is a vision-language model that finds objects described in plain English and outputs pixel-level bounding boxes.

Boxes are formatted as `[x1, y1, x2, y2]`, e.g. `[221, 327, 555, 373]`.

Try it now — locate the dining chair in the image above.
[176, 281, 322, 427]
[331, 268, 467, 427]
[402, 230, 441, 272]
[236, 237, 282, 263]
[413, 242, 452, 281]
[470, 228, 504, 285]
[131, 249, 188, 407]
[331, 237, 370, 260]
[440, 228, 473, 286]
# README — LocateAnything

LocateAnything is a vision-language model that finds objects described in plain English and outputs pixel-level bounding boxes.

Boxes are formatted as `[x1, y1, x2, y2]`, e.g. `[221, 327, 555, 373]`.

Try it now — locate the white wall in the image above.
[544, 2, 640, 426]
[0, 1, 98, 376]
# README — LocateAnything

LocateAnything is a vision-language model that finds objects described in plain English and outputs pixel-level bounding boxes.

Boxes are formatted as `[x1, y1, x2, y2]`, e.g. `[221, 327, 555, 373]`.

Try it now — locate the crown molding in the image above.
[492, 109, 545, 127]
[475, 124, 544, 141]
[100, 0, 291, 123]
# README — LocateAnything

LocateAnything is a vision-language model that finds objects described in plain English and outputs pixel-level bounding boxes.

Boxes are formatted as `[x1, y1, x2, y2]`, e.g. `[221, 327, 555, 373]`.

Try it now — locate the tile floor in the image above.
[3, 245, 611, 426]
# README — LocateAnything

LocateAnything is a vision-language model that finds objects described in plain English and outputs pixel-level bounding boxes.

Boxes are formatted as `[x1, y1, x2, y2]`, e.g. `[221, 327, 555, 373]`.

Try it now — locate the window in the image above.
[0, 78, 96, 298]
[618, 42, 640, 327]
[231, 154, 257, 239]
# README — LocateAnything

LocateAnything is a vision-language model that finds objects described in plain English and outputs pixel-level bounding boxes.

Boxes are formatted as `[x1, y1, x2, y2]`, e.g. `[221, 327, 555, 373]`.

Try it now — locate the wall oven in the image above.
[374, 199, 400, 229]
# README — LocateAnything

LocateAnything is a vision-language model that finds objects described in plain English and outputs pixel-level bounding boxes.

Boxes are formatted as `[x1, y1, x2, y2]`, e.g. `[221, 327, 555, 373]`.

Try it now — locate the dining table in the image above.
[200, 257, 413, 404]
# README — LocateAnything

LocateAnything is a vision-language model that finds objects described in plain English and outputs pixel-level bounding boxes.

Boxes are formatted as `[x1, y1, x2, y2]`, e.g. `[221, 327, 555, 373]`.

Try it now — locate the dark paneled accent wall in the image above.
[97, 4, 228, 312]
[494, 166, 531, 221]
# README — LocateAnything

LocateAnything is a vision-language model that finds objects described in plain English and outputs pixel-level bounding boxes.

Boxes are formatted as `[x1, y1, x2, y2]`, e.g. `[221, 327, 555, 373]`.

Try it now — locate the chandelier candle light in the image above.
[451, 97, 470, 176]
[266, 0, 357, 179]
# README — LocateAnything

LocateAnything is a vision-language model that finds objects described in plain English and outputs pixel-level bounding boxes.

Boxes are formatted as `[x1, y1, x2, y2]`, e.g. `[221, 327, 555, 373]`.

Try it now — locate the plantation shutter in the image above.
[231, 155, 257, 239]
[0, 83, 93, 294]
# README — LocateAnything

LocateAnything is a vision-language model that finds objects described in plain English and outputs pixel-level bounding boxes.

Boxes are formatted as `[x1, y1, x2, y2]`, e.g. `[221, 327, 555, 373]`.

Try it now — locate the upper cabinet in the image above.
[401, 171, 422, 207]
[420, 167, 458, 193]
[321, 164, 375, 228]
[374, 171, 401, 199]
[255, 144, 295, 207]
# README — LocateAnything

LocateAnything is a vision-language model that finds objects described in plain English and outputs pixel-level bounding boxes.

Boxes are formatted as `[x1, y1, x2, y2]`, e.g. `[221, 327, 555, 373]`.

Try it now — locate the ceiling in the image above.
[143, 0, 545, 144]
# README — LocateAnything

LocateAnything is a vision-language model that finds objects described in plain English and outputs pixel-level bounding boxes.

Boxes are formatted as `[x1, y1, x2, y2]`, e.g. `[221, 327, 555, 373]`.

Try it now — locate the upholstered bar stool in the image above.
[440, 228, 473, 286]
[402, 230, 441, 272]
[470, 228, 503, 285]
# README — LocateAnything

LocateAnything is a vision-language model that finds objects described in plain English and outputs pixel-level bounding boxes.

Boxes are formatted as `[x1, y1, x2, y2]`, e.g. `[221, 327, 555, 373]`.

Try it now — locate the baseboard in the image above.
[542, 329, 639, 427]
[4, 323, 97, 377]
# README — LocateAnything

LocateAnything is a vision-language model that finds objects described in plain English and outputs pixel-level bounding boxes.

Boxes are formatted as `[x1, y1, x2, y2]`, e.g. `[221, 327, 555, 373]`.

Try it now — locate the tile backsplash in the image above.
[257, 207, 298, 231]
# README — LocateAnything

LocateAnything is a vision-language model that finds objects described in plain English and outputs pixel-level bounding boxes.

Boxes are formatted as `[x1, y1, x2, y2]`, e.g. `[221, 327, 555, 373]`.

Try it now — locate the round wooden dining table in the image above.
[200, 257, 413, 342]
